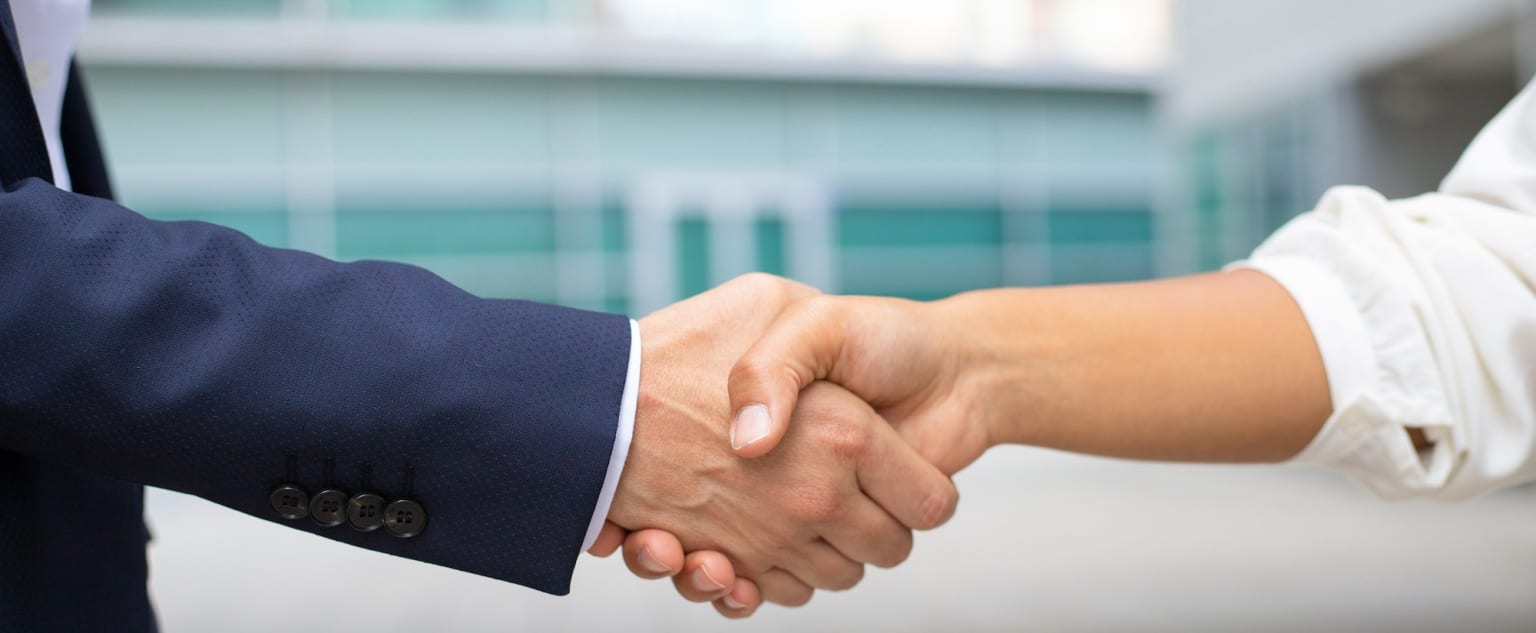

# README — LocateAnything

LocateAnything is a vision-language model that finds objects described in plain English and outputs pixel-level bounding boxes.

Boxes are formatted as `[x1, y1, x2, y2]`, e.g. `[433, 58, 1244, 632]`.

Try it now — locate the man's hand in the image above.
[597, 275, 959, 615]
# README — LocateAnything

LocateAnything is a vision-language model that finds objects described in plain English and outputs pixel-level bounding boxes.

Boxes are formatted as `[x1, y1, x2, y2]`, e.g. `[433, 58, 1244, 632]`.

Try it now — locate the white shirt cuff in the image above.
[580, 319, 641, 551]
[1229, 208, 1459, 499]
[1228, 255, 1376, 415]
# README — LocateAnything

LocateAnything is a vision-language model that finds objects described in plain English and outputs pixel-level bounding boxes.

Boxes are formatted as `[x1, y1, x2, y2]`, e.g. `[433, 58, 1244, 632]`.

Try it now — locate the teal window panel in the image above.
[600, 204, 628, 253]
[1198, 248, 1228, 273]
[334, 208, 555, 258]
[1189, 134, 1227, 272]
[839, 208, 1002, 248]
[597, 79, 789, 167]
[92, 0, 282, 17]
[1050, 244, 1153, 285]
[1047, 210, 1152, 244]
[1191, 134, 1225, 215]
[664, 216, 786, 296]
[87, 68, 287, 166]
[833, 86, 1000, 165]
[839, 246, 1004, 299]
[755, 218, 786, 276]
[1041, 93, 1155, 164]
[603, 297, 631, 316]
[677, 218, 710, 298]
[330, 74, 552, 165]
[139, 210, 289, 248]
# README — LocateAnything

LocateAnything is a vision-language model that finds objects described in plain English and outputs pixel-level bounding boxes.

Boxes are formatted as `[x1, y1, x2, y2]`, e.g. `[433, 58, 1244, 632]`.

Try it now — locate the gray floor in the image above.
[146, 446, 1536, 632]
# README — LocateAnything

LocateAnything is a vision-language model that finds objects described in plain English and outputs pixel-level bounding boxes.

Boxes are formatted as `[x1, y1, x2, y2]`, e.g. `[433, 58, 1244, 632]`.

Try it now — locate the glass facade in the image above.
[86, 67, 1157, 313]
[81, 0, 1163, 315]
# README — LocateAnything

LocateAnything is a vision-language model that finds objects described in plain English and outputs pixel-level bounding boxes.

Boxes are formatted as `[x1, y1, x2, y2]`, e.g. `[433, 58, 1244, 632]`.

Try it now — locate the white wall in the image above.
[146, 450, 1536, 632]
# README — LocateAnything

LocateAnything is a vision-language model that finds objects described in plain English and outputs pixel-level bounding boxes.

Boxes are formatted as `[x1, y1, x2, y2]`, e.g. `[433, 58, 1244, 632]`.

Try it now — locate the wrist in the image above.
[930, 289, 1063, 449]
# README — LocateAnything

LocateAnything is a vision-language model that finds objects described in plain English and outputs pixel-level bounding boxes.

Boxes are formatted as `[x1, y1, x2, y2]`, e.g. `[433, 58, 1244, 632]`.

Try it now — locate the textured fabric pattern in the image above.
[0, 34, 631, 631]
[0, 177, 633, 596]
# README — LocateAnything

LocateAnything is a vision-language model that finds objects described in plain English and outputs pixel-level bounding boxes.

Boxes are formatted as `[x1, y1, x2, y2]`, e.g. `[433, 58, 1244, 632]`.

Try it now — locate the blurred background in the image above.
[75, 0, 1536, 630]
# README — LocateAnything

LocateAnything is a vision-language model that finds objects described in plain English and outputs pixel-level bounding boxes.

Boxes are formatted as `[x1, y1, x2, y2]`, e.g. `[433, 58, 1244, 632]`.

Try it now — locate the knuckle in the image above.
[914, 482, 960, 530]
[822, 415, 872, 462]
[724, 356, 761, 390]
[731, 271, 778, 288]
[727, 355, 772, 389]
[786, 485, 843, 523]
[730, 272, 788, 301]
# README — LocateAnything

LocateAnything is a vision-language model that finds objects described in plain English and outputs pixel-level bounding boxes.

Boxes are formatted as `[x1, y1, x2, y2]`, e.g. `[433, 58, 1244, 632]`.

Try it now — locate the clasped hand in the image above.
[589, 274, 988, 617]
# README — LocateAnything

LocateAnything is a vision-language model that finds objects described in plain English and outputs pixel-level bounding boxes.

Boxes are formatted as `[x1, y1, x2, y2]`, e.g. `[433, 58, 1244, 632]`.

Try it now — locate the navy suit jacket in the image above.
[0, 3, 631, 631]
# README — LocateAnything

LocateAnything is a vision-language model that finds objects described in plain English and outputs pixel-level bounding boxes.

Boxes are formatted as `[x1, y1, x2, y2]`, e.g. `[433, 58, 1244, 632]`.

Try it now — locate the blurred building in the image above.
[81, 0, 1164, 315]
[1165, 0, 1536, 273]
[70, 3, 1536, 631]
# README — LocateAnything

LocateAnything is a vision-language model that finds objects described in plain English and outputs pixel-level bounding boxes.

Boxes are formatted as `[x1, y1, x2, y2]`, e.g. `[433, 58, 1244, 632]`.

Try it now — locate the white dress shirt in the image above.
[7, 0, 637, 548]
[9, 0, 86, 191]
[1238, 79, 1536, 500]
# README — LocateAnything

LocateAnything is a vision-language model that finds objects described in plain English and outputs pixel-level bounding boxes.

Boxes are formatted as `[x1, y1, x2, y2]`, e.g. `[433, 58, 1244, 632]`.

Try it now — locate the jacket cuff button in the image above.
[269, 485, 310, 521]
[383, 499, 426, 538]
[309, 489, 349, 528]
[346, 493, 386, 532]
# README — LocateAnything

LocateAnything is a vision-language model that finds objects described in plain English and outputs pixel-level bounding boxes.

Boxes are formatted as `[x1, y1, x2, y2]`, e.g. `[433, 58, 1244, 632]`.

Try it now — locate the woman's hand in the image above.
[727, 270, 1333, 465]
[726, 294, 1002, 475]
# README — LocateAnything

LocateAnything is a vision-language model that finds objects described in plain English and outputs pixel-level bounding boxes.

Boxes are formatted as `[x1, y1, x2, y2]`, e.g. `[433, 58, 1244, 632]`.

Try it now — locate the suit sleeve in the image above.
[0, 178, 631, 594]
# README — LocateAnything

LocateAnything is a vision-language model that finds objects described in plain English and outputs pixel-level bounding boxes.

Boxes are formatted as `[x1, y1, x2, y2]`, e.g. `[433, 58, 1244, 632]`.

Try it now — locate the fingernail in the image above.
[692, 566, 727, 593]
[722, 594, 747, 610]
[636, 547, 673, 574]
[731, 404, 772, 450]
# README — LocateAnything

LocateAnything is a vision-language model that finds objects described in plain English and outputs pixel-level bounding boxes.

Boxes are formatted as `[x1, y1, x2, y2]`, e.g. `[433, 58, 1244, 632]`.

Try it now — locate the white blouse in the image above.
[1238, 79, 1536, 500]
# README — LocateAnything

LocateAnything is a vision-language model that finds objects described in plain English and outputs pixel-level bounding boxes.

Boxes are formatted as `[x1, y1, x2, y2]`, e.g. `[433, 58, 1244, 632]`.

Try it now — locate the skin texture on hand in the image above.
[599, 274, 959, 615]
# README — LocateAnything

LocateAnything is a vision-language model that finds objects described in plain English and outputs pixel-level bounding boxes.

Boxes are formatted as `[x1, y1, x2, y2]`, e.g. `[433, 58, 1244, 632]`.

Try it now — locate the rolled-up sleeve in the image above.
[1230, 78, 1536, 501]
[1232, 184, 1536, 500]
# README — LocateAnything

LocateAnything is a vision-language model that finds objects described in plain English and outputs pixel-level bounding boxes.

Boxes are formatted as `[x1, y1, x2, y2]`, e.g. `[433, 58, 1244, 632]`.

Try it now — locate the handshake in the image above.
[586, 267, 1336, 617]
[590, 273, 982, 617]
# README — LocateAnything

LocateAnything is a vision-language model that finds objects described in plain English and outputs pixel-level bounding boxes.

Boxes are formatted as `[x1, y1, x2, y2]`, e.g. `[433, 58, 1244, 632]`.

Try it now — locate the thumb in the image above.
[728, 297, 848, 458]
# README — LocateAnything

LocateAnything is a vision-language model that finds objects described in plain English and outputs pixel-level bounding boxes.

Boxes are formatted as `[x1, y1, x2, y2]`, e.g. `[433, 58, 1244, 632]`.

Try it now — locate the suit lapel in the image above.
[0, 0, 56, 187]
[0, 0, 20, 67]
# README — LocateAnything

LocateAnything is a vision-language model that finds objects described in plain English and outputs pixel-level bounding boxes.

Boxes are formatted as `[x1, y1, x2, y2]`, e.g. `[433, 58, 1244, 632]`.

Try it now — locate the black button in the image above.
[383, 499, 426, 539]
[347, 493, 386, 532]
[309, 489, 348, 528]
[269, 485, 309, 521]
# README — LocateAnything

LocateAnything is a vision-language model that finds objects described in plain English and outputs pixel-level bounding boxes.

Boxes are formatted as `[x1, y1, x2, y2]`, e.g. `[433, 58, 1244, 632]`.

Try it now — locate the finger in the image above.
[820, 497, 913, 569]
[671, 550, 737, 602]
[727, 296, 849, 458]
[783, 540, 865, 592]
[713, 577, 763, 619]
[587, 520, 627, 557]
[620, 529, 685, 579]
[858, 415, 961, 531]
[754, 568, 815, 607]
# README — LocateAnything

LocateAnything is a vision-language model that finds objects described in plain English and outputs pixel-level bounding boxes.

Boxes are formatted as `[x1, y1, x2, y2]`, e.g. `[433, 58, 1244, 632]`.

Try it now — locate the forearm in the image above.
[0, 179, 630, 593]
[939, 270, 1333, 463]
